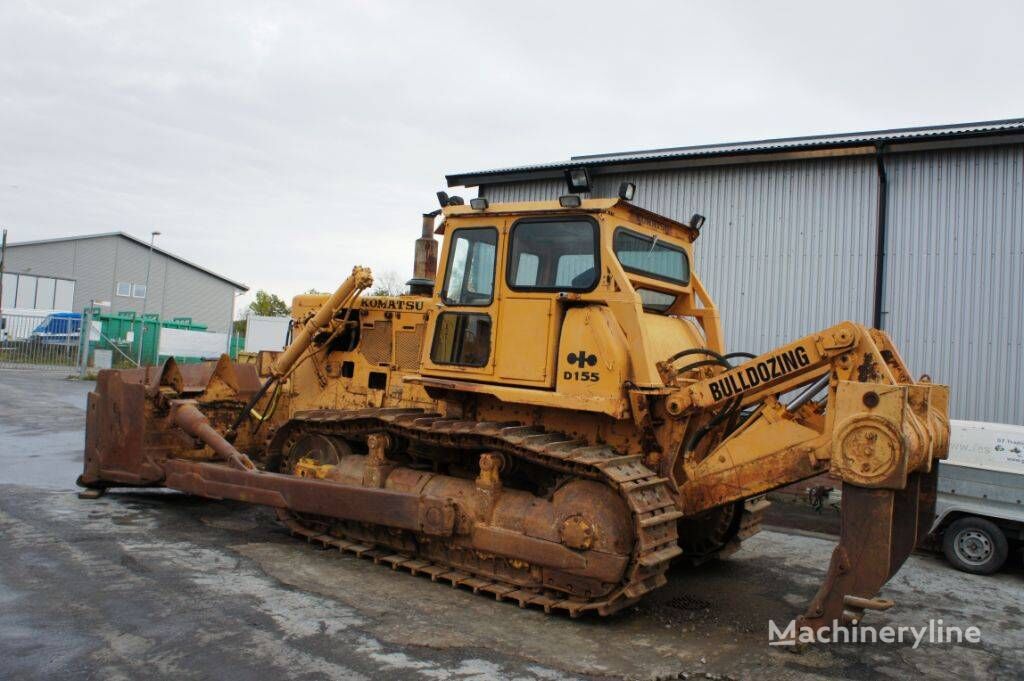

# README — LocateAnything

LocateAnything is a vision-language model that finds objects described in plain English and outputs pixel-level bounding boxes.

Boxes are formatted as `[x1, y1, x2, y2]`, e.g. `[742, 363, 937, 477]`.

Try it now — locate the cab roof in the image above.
[439, 198, 700, 241]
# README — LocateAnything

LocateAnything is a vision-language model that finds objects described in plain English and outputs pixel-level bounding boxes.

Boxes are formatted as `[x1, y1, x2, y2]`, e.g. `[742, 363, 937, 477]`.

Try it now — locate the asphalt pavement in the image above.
[1, 368, 1021, 680]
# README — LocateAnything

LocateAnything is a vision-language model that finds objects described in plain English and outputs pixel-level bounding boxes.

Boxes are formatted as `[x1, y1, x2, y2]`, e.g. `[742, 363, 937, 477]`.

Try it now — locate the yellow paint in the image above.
[269, 197, 947, 516]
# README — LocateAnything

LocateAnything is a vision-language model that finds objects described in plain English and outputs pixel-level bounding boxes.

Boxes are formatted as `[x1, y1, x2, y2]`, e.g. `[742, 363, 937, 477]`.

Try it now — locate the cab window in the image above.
[442, 227, 497, 306]
[613, 228, 690, 284]
[507, 219, 599, 291]
[637, 288, 676, 312]
[430, 312, 491, 366]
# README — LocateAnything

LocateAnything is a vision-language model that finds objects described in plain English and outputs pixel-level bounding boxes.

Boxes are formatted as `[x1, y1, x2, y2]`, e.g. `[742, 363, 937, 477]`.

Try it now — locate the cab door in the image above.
[494, 216, 600, 387]
[422, 223, 500, 378]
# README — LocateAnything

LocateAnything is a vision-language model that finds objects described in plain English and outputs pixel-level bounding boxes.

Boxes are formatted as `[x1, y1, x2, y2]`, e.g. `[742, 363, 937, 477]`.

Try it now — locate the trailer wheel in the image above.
[942, 517, 1008, 575]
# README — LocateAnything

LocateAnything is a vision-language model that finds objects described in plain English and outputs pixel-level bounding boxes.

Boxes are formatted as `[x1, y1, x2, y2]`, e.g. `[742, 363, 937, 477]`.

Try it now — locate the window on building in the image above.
[15, 275, 36, 308]
[35, 277, 56, 309]
[1, 272, 16, 309]
[132, 283, 147, 299]
[441, 228, 497, 306]
[507, 219, 598, 291]
[116, 281, 132, 297]
[613, 228, 690, 284]
[54, 279, 75, 311]
[1, 273, 75, 311]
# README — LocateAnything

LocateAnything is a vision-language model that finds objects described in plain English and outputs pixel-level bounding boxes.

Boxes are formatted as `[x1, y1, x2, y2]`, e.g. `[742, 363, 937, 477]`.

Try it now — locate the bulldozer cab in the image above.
[420, 199, 717, 410]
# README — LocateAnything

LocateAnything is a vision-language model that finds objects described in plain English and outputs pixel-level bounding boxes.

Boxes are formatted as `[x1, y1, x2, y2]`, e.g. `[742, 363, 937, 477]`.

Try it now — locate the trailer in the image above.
[931, 420, 1024, 574]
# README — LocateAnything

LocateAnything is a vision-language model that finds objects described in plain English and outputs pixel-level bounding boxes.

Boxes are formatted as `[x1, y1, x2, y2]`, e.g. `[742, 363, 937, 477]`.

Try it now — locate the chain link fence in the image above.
[0, 311, 82, 371]
[1, 309, 236, 374]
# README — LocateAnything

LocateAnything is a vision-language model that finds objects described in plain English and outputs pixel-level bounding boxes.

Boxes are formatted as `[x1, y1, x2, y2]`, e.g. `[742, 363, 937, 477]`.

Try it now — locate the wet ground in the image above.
[1, 369, 1022, 680]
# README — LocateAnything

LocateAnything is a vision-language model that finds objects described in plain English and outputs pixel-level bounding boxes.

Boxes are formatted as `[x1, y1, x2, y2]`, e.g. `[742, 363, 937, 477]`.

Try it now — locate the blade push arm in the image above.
[666, 321, 901, 416]
[672, 321, 947, 507]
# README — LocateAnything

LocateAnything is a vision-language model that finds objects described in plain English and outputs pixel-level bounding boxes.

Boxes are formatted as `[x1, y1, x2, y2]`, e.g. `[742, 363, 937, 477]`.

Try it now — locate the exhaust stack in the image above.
[408, 211, 439, 295]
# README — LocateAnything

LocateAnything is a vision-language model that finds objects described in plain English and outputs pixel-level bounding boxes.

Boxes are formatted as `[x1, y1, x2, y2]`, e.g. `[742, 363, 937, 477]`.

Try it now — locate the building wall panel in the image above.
[161, 258, 235, 333]
[70, 236, 120, 309]
[884, 145, 1024, 424]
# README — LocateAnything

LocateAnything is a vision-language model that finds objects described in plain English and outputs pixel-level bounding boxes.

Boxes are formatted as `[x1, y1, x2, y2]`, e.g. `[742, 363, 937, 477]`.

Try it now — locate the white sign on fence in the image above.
[93, 348, 113, 370]
[158, 327, 229, 359]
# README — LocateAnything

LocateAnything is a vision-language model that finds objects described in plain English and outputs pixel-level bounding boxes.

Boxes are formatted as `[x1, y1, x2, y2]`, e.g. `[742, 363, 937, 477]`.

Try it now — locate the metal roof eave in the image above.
[446, 118, 1024, 188]
[6, 231, 249, 291]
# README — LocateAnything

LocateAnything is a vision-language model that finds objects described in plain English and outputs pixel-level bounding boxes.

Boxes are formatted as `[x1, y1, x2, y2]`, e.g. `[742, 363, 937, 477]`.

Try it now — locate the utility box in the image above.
[93, 349, 113, 370]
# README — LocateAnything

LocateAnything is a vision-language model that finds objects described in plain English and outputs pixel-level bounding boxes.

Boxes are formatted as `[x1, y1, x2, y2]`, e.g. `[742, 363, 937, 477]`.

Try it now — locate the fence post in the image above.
[79, 306, 92, 378]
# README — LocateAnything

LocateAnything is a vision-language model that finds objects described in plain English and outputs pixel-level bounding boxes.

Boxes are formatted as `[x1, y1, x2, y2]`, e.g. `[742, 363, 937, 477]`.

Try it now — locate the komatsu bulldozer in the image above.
[79, 192, 949, 632]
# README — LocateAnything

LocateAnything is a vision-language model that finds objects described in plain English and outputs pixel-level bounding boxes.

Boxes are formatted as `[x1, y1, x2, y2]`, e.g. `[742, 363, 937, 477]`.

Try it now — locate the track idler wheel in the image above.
[283, 432, 350, 473]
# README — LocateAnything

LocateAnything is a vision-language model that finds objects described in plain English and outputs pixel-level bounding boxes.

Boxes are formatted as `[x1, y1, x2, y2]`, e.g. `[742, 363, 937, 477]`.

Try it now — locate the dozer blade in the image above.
[797, 466, 938, 632]
[79, 357, 265, 491]
[80, 368, 160, 488]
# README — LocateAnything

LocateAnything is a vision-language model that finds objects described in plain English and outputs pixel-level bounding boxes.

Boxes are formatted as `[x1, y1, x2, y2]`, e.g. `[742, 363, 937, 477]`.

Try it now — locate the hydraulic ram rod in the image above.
[171, 401, 257, 471]
[225, 266, 373, 441]
[270, 265, 373, 379]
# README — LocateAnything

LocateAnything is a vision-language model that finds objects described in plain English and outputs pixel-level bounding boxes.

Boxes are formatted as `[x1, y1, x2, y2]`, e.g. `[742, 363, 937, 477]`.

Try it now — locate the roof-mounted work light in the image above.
[689, 213, 706, 231]
[563, 167, 592, 194]
[558, 195, 582, 208]
[436, 191, 465, 207]
[470, 198, 488, 210]
[618, 182, 636, 201]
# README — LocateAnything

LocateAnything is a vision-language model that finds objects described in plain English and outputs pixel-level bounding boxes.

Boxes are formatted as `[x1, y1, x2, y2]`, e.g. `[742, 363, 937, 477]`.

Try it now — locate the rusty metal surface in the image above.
[268, 409, 679, 615]
[80, 358, 272, 490]
[156, 425, 645, 595]
[79, 370, 163, 487]
[796, 468, 939, 632]
[157, 356, 263, 397]
[162, 459, 454, 535]
[170, 401, 255, 471]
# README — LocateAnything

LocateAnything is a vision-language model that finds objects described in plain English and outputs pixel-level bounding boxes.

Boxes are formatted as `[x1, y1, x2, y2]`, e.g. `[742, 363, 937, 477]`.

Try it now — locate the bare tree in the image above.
[370, 270, 405, 297]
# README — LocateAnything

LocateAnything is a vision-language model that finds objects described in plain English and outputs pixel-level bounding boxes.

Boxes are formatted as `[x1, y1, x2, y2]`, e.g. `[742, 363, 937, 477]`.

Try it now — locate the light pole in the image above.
[227, 289, 244, 356]
[137, 231, 160, 365]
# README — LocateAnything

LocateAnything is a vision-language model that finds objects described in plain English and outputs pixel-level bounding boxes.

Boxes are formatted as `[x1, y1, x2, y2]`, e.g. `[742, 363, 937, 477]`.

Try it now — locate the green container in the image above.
[82, 309, 216, 368]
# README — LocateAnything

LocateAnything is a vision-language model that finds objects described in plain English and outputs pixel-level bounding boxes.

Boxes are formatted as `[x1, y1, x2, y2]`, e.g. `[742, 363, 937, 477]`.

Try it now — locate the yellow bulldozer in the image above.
[79, 189, 949, 632]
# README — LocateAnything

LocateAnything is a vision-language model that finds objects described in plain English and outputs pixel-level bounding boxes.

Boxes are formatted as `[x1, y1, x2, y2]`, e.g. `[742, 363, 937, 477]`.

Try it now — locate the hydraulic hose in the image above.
[670, 347, 759, 455]
[225, 375, 277, 442]
[225, 267, 373, 442]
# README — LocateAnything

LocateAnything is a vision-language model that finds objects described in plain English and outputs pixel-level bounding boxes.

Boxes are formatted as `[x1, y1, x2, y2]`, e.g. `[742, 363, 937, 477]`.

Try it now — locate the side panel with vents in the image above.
[359, 321, 393, 366]
[396, 325, 424, 370]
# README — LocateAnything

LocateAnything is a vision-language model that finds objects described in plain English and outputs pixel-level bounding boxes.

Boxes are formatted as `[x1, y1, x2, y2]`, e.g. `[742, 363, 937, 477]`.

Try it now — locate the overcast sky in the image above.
[2, 1, 1022, 312]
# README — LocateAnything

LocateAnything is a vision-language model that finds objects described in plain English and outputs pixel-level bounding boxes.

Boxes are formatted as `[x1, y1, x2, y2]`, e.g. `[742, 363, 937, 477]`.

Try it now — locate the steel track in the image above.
[271, 407, 684, 616]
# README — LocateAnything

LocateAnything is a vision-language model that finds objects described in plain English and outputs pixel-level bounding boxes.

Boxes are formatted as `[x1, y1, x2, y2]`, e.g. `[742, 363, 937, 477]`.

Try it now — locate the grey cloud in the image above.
[1, 0, 1021, 308]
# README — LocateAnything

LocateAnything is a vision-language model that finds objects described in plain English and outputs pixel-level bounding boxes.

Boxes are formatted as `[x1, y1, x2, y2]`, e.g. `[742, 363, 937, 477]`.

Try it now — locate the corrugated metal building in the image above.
[447, 119, 1024, 425]
[1, 232, 248, 332]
